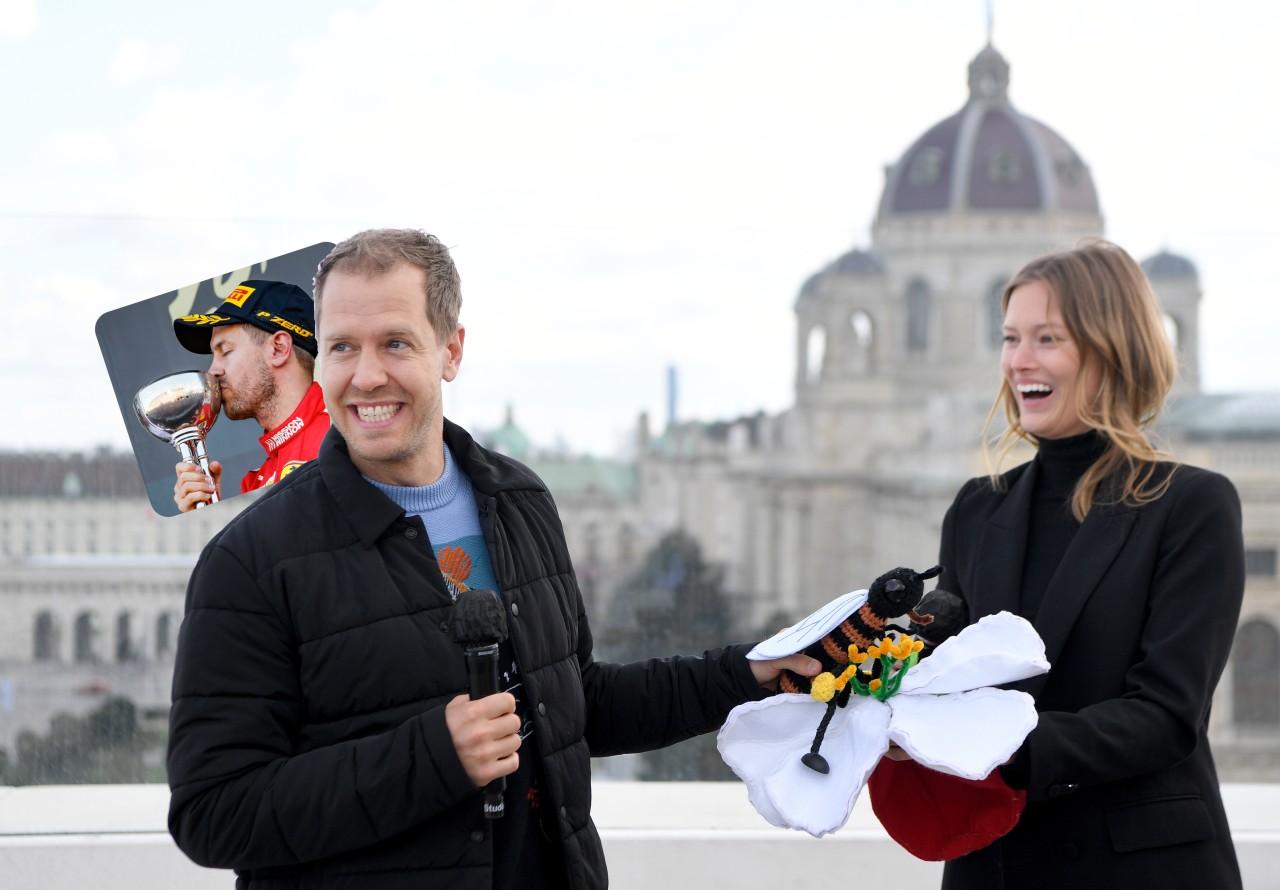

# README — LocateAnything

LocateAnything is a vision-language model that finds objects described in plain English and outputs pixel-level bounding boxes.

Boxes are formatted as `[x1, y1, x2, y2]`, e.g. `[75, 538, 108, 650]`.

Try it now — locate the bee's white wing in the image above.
[747, 588, 869, 660]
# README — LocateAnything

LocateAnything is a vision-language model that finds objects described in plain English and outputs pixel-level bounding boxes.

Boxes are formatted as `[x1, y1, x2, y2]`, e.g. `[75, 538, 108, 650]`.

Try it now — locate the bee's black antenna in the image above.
[915, 565, 942, 582]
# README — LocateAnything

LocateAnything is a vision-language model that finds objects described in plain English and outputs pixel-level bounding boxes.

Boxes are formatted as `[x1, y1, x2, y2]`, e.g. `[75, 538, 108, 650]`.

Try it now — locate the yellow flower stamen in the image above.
[810, 672, 836, 702]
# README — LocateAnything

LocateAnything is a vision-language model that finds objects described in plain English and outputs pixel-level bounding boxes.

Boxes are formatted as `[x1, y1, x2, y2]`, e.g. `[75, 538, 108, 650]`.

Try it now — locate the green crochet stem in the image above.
[848, 651, 919, 702]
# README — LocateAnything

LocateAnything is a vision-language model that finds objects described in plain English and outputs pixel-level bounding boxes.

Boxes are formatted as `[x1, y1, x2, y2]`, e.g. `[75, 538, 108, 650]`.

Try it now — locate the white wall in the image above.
[2, 782, 1279, 890]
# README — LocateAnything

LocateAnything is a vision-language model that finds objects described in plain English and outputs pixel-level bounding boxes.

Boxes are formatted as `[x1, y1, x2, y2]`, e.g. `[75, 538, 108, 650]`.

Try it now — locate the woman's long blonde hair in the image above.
[984, 239, 1179, 520]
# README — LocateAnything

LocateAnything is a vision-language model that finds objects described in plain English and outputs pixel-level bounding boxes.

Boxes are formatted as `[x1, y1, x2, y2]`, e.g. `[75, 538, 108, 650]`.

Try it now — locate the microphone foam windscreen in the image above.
[448, 588, 509, 646]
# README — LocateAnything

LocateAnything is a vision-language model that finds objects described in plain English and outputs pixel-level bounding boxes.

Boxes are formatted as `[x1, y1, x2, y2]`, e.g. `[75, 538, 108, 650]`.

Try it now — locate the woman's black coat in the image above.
[937, 459, 1244, 889]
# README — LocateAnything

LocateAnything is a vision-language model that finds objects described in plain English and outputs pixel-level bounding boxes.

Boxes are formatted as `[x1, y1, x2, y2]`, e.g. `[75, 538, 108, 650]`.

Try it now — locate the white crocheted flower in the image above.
[717, 611, 1049, 838]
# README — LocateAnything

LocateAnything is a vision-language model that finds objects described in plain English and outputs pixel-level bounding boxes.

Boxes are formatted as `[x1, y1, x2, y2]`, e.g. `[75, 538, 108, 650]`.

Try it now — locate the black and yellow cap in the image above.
[173, 280, 317, 356]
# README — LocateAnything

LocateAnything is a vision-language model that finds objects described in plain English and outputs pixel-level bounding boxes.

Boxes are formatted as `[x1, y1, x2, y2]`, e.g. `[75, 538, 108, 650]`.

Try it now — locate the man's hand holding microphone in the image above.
[446, 588, 516, 818]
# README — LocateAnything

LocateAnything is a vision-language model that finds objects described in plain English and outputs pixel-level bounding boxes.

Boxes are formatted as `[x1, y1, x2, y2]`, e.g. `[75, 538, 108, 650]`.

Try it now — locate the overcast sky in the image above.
[1, 0, 1275, 457]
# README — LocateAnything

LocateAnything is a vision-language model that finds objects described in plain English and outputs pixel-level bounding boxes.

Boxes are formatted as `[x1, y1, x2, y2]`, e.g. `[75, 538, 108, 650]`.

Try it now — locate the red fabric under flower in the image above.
[868, 757, 1026, 861]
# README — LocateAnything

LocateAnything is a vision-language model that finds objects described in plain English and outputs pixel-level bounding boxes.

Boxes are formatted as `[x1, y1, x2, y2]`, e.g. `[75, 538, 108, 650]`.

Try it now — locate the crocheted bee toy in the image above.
[762, 565, 967, 773]
[720, 567, 1047, 848]
[775, 565, 943, 695]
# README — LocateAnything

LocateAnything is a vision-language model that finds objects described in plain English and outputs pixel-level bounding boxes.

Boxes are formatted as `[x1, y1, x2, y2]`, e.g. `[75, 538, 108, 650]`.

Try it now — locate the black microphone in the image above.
[447, 588, 509, 819]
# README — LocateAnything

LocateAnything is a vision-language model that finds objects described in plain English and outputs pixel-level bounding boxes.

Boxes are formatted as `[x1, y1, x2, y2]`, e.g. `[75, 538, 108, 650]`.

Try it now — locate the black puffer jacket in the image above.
[168, 421, 766, 889]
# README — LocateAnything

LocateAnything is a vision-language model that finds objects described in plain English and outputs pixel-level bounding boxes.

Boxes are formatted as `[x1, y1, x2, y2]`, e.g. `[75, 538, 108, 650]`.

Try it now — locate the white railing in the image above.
[2, 782, 1279, 889]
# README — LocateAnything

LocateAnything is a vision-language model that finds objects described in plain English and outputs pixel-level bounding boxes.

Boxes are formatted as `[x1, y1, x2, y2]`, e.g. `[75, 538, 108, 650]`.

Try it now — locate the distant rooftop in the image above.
[0, 450, 145, 498]
[800, 249, 886, 299]
[878, 43, 1100, 220]
[1142, 250, 1199, 281]
[484, 404, 532, 461]
[1163, 393, 1280, 441]
[527, 456, 637, 498]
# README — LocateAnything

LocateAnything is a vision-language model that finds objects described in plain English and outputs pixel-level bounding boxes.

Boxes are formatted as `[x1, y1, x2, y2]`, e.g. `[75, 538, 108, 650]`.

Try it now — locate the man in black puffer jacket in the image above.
[167, 228, 817, 890]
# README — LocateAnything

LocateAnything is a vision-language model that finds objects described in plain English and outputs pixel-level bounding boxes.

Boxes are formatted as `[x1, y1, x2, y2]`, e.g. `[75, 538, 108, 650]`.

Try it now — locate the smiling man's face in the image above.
[318, 262, 463, 486]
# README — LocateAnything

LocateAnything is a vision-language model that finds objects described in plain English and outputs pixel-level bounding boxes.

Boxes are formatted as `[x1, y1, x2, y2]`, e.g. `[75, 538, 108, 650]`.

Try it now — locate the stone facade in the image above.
[0, 452, 244, 755]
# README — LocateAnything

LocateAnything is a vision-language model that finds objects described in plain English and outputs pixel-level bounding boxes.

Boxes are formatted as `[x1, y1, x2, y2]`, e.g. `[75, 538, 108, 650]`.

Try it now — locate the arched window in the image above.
[1162, 312, 1181, 350]
[34, 611, 56, 661]
[847, 310, 875, 375]
[156, 612, 173, 657]
[116, 612, 135, 662]
[1234, 619, 1280, 727]
[806, 326, 827, 382]
[906, 281, 930, 352]
[988, 277, 1009, 349]
[74, 612, 97, 664]
[850, 310, 874, 347]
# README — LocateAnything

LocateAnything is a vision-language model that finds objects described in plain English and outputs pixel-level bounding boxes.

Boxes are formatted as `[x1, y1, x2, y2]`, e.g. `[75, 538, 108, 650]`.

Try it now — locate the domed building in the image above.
[736, 42, 1133, 612]
[797, 43, 1104, 419]
[530, 42, 1280, 780]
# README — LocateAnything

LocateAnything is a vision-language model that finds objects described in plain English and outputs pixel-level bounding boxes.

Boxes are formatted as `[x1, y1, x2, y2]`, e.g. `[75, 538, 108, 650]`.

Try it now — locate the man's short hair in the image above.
[313, 229, 462, 343]
[228, 323, 316, 378]
[243, 325, 316, 381]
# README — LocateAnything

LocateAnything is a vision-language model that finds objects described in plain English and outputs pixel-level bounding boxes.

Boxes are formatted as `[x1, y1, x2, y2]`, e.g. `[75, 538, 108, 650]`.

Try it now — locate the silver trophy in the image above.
[133, 370, 222, 508]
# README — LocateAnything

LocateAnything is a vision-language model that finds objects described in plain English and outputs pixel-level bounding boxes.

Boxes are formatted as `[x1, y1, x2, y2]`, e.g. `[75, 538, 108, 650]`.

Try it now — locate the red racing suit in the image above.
[240, 381, 330, 494]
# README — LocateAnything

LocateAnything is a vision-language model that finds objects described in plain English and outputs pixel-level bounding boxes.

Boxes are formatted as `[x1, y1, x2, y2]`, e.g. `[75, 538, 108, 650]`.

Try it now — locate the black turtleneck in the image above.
[1018, 430, 1109, 622]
